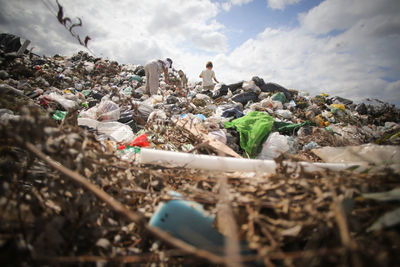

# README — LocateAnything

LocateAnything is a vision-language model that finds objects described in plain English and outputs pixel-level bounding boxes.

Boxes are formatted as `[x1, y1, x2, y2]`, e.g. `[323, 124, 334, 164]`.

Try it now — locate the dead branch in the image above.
[217, 175, 243, 267]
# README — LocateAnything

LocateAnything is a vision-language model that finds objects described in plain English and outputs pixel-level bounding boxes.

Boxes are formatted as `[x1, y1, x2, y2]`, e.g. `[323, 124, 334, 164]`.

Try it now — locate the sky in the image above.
[0, 0, 399, 105]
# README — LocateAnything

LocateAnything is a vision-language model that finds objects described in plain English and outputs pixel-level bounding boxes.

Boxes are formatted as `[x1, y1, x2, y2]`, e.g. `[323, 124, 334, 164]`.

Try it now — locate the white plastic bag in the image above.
[242, 81, 256, 90]
[275, 109, 292, 119]
[48, 92, 78, 111]
[138, 103, 154, 120]
[257, 132, 289, 160]
[77, 118, 99, 129]
[97, 100, 120, 121]
[97, 122, 134, 144]
[79, 107, 98, 120]
[208, 129, 227, 144]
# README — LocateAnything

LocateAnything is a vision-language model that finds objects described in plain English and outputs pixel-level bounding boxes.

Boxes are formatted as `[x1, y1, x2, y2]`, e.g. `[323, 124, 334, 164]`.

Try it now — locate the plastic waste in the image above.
[129, 75, 142, 83]
[274, 121, 314, 135]
[142, 95, 163, 105]
[257, 132, 289, 160]
[137, 103, 154, 121]
[231, 91, 258, 106]
[275, 109, 292, 119]
[314, 114, 329, 127]
[330, 104, 346, 111]
[77, 118, 99, 129]
[118, 146, 141, 161]
[74, 83, 83, 91]
[271, 92, 287, 104]
[166, 95, 179, 104]
[121, 87, 133, 96]
[259, 82, 292, 100]
[129, 133, 150, 147]
[97, 122, 134, 144]
[47, 92, 78, 111]
[79, 106, 98, 120]
[195, 94, 211, 101]
[224, 111, 275, 157]
[97, 100, 120, 121]
[212, 84, 229, 99]
[226, 81, 244, 93]
[242, 81, 256, 91]
[52, 110, 67, 121]
[260, 97, 283, 110]
[140, 148, 366, 173]
[221, 107, 244, 119]
[286, 100, 296, 109]
[303, 141, 319, 150]
[149, 191, 254, 256]
[312, 144, 400, 172]
[208, 130, 227, 144]
[355, 103, 367, 115]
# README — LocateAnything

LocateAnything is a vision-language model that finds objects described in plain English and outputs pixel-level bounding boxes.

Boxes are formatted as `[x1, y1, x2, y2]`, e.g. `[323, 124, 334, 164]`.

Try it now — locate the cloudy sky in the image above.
[1, 0, 399, 105]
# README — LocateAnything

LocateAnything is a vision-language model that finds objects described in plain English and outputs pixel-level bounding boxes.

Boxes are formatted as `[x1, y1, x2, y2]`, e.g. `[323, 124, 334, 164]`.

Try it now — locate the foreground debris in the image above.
[1, 39, 400, 266]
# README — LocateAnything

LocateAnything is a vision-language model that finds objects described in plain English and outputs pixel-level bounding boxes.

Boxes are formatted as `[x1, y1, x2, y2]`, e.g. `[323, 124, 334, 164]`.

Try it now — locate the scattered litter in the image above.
[1, 42, 400, 266]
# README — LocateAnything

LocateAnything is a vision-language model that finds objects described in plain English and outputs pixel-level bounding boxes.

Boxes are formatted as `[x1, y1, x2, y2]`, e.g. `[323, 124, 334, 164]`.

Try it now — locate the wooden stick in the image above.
[187, 140, 210, 153]
[217, 175, 243, 267]
[328, 182, 362, 267]
[176, 119, 241, 158]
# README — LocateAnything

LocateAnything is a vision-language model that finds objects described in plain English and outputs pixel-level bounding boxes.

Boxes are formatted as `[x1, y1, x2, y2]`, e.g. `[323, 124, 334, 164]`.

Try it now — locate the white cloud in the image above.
[299, 0, 400, 35]
[267, 0, 301, 10]
[221, 2, 232, 12]
[219, 0, 253, 12]
[231, 0, 253, 5]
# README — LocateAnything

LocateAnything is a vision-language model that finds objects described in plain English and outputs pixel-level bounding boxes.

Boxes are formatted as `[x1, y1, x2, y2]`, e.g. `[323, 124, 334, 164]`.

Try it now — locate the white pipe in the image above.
[140, 148, 277, 173]
[139, 148, 366, 173]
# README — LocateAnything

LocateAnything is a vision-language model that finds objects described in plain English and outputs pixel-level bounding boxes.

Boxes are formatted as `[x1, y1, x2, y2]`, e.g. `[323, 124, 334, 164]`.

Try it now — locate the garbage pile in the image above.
[1, 40, 400, 266]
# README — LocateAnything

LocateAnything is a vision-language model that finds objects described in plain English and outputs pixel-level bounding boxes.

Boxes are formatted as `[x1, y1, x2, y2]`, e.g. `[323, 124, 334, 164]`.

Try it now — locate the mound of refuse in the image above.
[1, 39, 400, 266]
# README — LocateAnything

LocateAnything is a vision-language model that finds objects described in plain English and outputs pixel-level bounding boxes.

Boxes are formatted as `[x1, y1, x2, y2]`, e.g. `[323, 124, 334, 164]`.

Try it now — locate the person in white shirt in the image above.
[199, 61, 219, 90]
[144, 58, 172, 95]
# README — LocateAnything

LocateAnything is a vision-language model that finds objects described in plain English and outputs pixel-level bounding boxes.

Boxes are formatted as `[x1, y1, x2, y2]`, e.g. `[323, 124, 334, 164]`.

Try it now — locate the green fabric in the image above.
[224, 111, 274, 157]
[273, 121, 314, 135]
[52, 110, 67, 121]
[271, 92, 287, 104]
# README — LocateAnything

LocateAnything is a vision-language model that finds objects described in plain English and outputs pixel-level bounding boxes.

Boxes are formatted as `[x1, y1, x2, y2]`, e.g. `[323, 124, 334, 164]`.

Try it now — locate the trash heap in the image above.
[1, 40, 400, 266]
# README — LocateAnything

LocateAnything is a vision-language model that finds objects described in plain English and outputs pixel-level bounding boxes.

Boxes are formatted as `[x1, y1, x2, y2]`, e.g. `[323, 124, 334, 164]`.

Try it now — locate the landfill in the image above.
[1, 34, 400, 266]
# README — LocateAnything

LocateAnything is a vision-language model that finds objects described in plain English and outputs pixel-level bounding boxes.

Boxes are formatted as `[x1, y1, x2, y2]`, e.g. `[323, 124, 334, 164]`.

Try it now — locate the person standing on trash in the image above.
[199, 61, 219, 91]
[144, 58, 172, 95]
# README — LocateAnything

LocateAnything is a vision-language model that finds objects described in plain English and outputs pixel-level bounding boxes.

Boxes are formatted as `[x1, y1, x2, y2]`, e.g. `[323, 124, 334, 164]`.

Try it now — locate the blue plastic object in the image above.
[149, 192, 256, 258]
[149, 197, 225, 254]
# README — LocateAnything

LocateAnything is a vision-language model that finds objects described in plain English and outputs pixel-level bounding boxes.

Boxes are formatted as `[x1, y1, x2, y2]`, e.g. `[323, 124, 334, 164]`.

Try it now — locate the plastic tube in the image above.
[140, 148, 277, 173]
[139, 149, 366, 173]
